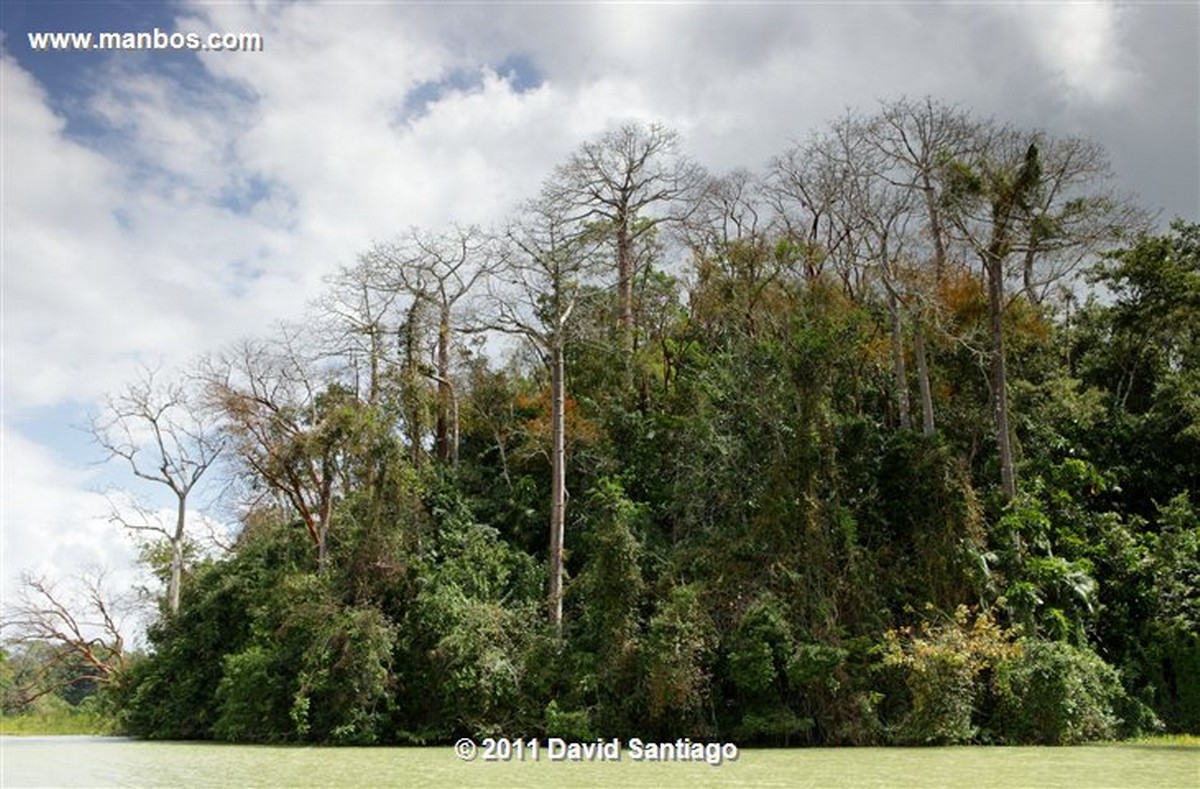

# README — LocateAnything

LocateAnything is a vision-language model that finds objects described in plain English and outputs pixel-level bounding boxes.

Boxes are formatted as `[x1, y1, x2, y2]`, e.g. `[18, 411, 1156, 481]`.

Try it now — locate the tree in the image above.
[92, 366, 223, 614]
[548, 121, 705, 364]
[1076, 220, 1200, 514]
[1, 570, 130, 707]
[860, 98, 982, 435]
[362, 225, 497, 466]
[864, 97, 979, 283]
[943, 129, 1042, 500]
[816, 113, 922, 428]
[200, 329, 354, 571]
[485, 193, 604, 635]
[1015, 135, 1147, 305]
[941, 123, 1143, 500]
[767, 130, 859, 287]
[317, 253, 405, 412]
[687, 169, 795, 341]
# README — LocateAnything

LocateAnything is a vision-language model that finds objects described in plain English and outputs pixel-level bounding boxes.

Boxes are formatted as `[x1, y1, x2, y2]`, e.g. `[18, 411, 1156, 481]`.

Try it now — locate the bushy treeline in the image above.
[106, 102, 1197, 745]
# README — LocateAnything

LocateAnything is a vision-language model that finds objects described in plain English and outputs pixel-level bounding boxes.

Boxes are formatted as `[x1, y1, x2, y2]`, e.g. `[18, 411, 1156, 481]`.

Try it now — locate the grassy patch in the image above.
[0, 702, 114, 736]
[1122, 733, 1200, 748]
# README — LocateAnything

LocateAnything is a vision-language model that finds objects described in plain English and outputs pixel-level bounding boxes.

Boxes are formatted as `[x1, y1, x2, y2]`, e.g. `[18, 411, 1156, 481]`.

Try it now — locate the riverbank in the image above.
[0, 709, 115, 736]
[2, 714, 1196, 749]
[1122, 734, 1200, 748]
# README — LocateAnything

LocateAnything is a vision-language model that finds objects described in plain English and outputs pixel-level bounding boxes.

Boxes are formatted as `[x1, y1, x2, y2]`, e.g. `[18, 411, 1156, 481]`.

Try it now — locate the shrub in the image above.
[992, 639, 1128, 744]
[881, 605, 1020, 744]
[544, 699, 594, 740]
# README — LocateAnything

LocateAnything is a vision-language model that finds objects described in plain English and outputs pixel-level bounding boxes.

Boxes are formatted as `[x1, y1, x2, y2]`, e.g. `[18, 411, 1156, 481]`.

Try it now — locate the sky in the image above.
[2, 0, 1198, 641]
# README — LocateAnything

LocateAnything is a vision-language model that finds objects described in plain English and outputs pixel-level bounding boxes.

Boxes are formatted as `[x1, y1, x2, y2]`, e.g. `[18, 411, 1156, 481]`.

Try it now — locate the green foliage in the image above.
[991, 639, 1130, 744]
[544, 699, 594, 740]
[405, 489, 541, 739]
[260, 579, 397, 744]
[106, 126, 1194, 745]
[559, 478, 649, 734]
[571, 478, 646, 649]
[119, 553, 261, 739]
[875, 431, 988, 610]
[213, 645, 286, 741]
[1140, 494, 1200, 732]
[727, 595, 792, 699]
[1075, 221, 1200, 516]
[643, 584, 716, 737]
[722, 594, 813, 743]
[0, 694, 115, 735]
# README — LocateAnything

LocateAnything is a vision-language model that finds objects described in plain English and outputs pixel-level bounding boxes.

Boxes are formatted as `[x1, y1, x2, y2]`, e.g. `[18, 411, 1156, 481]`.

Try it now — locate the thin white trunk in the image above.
[169, 496, 186, 615]
[549, 334, 567, 636]
[987, 255, 1016, 501]
[888, 290, 911, 429]
[915, 322, 935, 435]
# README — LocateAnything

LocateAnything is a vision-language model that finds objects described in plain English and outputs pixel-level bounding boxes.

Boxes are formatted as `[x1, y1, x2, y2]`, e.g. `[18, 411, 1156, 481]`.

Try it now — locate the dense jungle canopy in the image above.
[5, 98, 1198, 746]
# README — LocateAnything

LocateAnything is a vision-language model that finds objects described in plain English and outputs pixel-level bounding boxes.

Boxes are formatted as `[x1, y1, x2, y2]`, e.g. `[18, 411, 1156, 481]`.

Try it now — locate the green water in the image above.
[2, 737, 1196, 788]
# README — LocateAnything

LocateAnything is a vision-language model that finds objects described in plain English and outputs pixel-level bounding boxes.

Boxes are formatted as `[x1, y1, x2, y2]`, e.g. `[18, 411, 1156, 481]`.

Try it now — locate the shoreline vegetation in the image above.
[0, 706, 115, 737]
[4, 103, 1198, 749]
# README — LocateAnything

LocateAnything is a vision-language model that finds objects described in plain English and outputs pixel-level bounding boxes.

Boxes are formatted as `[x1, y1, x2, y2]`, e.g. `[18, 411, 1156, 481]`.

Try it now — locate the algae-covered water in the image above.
[2, 736, 1196, 788]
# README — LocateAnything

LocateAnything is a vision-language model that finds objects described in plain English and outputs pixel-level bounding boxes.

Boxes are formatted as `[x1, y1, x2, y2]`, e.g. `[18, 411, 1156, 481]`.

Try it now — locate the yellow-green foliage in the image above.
[882, 605, 1021, 744]
[0, 696, 113, 736]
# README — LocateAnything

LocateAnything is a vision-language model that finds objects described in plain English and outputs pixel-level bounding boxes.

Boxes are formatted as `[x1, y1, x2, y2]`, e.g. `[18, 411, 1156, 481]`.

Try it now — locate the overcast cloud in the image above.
[2, 1, 1197, 633]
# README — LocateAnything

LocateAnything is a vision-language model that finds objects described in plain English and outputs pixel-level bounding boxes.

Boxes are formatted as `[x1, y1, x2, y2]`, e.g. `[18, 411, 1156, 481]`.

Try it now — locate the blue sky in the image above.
[2, 0, 1197, 639]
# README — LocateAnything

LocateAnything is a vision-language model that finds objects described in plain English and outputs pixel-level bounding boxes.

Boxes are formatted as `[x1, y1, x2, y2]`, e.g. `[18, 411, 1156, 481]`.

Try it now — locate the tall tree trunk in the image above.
[888, 290, 912, 429]
[1022, 245, 1040, 304]
[616, 216, 635, 376]
[317, 455, 334, 572]
[919, 175, 945, 436]
[923, 176, 948, 284]
[435, 310, 451, 463]
[364, 327, 381, 501]
[987, 254, 1017, 501]
[914, 321, 935, 435]
[982, 142, 1039, 502]
[449, 384, 459, 467]
[549, 334, 567, 636]
[402, 301, 424, 468]
[169, 496, 186, 615]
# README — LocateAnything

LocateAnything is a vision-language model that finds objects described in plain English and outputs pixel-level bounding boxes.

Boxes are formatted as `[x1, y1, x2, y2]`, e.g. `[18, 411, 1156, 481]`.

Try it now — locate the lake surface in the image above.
[2, 736, 1196, 788]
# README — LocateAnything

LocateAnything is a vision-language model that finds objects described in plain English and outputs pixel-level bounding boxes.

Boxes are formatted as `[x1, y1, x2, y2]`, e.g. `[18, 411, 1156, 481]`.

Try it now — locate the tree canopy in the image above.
[9, 104, 1196, 745]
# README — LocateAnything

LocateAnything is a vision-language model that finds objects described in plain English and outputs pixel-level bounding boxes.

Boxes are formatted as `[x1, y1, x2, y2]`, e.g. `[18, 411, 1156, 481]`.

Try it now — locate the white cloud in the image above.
[1006, 1, 1137, 104]
[0, 423, 143, 610]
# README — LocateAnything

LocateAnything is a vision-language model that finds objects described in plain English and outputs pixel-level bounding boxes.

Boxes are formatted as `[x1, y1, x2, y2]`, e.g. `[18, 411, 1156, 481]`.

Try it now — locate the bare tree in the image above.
[363, 225, 498, 466]
[317, 254, 405, 411]
[683, 168, 767, 255]
[686, 169, 799, 340]
[483, 194, 604, 636]
[851, 99, 974, 434]
[92, 366, 223, 615]
[821, 115, 922, 429]
[865, 97, 979, 282]
[1013, 135, 1149, 304]
[548, 121, 705, 363]
[766, 131, 859, 287]
[200, 329, 351, 571]
[861, 98, 985, 435]
[1, 570, 130, 705]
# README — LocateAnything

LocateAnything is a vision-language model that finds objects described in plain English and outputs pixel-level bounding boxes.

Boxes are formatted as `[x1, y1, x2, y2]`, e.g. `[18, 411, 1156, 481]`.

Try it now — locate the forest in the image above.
[3, 97, 1198, 746]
